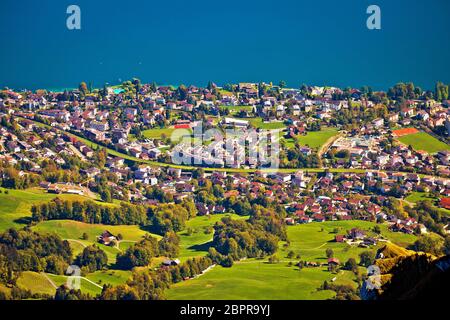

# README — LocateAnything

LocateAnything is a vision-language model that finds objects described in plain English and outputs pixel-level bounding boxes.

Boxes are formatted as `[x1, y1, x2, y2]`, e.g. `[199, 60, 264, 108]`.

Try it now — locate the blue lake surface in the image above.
[0, 0, 449, 91]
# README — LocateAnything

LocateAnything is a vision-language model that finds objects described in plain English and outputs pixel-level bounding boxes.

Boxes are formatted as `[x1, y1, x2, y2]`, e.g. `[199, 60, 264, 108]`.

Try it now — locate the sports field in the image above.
[397, 131, 450, 154]
[392, 128, 419, 137]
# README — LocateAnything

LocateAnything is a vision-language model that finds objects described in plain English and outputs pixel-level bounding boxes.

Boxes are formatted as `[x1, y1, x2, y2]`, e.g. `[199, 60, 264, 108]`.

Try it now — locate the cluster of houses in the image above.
[1, 83, 450, 242]
[2, 80, 449, 173]
[327, 131, 449, 177]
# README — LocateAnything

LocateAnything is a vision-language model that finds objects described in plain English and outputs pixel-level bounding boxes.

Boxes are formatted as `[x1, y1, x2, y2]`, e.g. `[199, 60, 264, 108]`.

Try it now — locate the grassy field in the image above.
[178, 214, 248, 261]
[0, 187, 98, 232]
[167, 219, 417, 300]
[141, 127, 192, 140]
[167, 261, 341, 300]
[85, 270, 131, 287]
[247, 117, 286, 130]
[16, 271, 103, 298]
[280, 220, 417, 261]
[47, 273, 103, 297]
[397, 132, 450, 154]
[16, 271, 57, 296]
[221, 105, 254, 114]
[16, 268, 131, 298]
[289, 128, 339, 149]
[405, 191, 435, 203]
[31, 220, 160, 264]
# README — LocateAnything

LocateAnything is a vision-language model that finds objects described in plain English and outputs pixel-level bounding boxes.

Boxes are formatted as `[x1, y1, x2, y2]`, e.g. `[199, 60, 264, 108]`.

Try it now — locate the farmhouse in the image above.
[162, 259, 181, 266]
[327, 258, 340, 271]
[98, 230, 117, 246]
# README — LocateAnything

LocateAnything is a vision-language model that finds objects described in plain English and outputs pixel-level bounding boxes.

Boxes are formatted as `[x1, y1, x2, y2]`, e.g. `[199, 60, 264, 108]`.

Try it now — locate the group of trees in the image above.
[0, 229, 72, 286]
[75, 245, 108, 274]
[412, 234, 449, 257]
[280, 148, 321, 169]
[116, 235, 159, 270]
[405, 201, 449, 236]
[0, 166, 41, 189]
[116, 231, 181, 270]
[31, 198, 148, 226]
[148, 203, 190, 234]
[211, 205, 286, 265]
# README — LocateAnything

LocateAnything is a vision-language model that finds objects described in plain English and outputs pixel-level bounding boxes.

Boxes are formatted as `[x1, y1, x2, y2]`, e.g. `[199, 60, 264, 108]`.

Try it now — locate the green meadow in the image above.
[142, 128, 181, 139]
[221, 105, 254, 114]
[397, 132, 450, 154]
[285, 127, 339, 149]
[0, 187, 99, 231]
[405, 191, 436, 203]
[167, 261, 347, 300]
[15, 271, 108, 297]
[248, 117, 286, 130]
[85, 269, 131, 287]
[280, 220, 417, 261]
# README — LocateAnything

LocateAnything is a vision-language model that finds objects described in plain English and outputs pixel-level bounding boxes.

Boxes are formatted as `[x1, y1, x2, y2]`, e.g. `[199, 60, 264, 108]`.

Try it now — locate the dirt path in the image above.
[192, 264, 216, 279]
[318, 133, 342, 158]
[66, 239, 87, 248]
[46, 273, 104, 289]
[41, 272, 58, 289]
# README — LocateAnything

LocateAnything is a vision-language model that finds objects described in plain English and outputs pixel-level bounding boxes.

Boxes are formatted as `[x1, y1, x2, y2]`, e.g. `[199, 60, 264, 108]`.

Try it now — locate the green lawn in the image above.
[248, 117, 286, 130]
[31, 220, 160, 264]
[142, 127, 191, 140]
[85, 270, 131, 287]
[166, 261, 339, 300]
[397, 132, 450, 154]
[178, 214, 248, 261]
[289, 128, 339, 149]
[0, 187, 97, 232]
[405, 192, 435, 203]
[221, 105, 254, 112]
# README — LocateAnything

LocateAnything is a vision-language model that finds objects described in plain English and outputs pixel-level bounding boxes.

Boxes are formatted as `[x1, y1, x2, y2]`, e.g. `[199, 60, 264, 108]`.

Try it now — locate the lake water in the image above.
[1, 0, 449, 91]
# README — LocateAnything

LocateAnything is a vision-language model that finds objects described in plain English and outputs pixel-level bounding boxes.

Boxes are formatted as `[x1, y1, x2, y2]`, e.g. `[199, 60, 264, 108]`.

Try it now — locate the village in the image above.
[1, 82, 450, 239]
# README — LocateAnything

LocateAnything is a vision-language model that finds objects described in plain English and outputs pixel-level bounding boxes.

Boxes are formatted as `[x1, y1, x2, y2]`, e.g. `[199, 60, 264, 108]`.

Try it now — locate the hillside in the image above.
[361, 242, 450, 300]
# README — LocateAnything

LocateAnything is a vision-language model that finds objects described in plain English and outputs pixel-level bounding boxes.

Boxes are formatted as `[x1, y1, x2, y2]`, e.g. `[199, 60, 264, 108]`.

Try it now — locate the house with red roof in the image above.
[440, 197, 450, 210]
